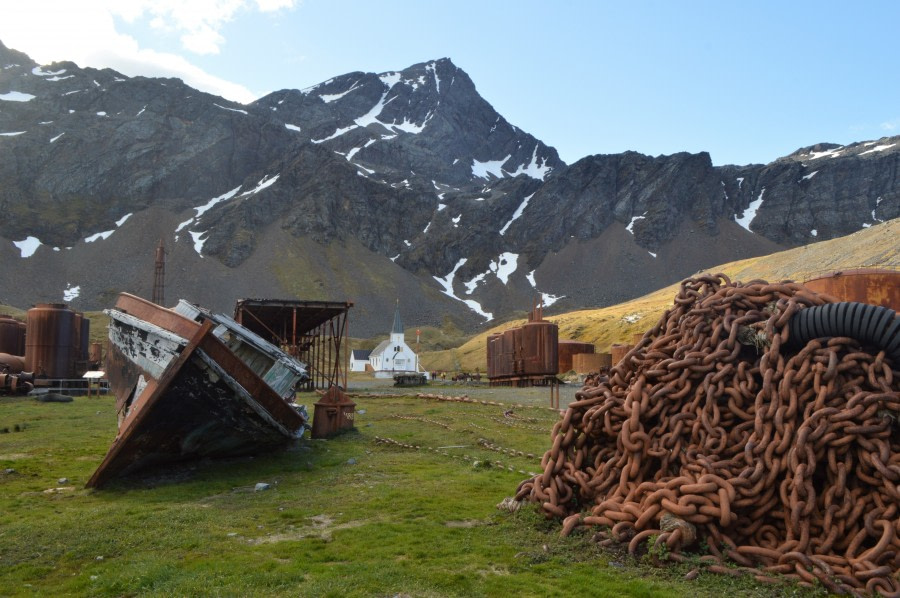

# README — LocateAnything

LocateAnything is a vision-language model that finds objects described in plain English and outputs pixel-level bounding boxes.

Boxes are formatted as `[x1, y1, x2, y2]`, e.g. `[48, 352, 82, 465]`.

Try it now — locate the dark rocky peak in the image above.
[253, 58, 564, 189]
[781, 135, 900, 164]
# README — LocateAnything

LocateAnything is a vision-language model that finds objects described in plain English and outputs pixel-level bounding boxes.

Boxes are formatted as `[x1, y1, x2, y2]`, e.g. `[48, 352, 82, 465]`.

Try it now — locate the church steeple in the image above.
[392, 300, 403, 334]
[391, 300, 404, 343]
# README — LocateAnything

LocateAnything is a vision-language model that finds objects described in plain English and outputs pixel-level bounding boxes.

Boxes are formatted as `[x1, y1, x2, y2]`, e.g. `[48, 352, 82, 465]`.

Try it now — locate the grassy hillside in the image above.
[420, 218, 900, 372]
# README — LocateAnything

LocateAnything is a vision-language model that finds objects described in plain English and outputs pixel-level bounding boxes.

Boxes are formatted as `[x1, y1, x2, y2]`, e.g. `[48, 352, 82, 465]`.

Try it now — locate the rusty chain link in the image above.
[515, 274, 900, 597]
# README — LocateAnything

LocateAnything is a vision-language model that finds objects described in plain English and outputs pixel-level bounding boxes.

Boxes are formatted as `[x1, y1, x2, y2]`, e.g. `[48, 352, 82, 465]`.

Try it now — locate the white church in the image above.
[365, 303, 425, 378]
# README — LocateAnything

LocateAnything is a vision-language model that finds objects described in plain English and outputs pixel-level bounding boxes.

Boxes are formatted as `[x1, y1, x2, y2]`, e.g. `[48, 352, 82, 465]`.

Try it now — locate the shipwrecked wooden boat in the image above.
[87, 293, 310, 488]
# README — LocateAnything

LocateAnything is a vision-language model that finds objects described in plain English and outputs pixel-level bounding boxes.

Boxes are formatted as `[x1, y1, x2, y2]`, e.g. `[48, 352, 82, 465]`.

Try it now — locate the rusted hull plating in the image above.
[87, 294, 309, 488]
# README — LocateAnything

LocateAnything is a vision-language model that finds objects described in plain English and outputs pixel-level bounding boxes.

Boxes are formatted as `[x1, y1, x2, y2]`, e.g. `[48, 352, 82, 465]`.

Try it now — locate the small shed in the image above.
[350, 349, 372, 372]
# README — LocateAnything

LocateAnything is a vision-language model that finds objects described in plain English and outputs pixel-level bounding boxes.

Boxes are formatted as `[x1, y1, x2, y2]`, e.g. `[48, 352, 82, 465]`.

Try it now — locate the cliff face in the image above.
[1, 40, 898, 334]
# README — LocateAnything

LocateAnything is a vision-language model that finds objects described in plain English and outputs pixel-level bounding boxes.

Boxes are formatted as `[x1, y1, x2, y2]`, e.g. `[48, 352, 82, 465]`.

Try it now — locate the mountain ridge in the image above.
[1, 40, 897, 335]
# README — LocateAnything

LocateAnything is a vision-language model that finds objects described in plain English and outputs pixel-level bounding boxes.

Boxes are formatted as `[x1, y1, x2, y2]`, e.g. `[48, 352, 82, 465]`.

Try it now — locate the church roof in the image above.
[351, 349, 371, 360]
[392, 301, 403, 335]
[370, 339, 392, 357]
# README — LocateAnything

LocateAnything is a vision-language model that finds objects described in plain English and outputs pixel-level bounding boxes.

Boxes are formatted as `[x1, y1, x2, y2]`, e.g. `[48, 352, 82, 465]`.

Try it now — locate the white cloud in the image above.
[0, 0, 298, 104]
[880, 118, 900, 131]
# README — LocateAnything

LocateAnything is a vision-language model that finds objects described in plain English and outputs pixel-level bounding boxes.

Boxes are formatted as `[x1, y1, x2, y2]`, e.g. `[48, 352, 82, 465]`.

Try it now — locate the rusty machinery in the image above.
[516, 274, 900, 595]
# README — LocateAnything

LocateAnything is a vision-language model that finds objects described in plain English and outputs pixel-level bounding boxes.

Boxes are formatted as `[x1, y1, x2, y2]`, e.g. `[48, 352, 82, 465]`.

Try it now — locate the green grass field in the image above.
[0, 386, 822, 597]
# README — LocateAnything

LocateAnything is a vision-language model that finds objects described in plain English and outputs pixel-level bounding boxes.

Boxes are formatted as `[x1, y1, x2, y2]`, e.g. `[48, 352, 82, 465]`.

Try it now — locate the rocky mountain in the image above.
[1, 40, 897, 335]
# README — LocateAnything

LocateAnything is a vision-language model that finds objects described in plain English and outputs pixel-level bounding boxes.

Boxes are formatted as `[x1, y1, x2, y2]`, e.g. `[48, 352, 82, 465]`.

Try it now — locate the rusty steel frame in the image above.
[233, 299, 353, 391]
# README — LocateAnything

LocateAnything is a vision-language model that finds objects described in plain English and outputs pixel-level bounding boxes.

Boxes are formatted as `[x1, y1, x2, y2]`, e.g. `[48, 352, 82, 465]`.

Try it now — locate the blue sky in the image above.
[2, 0, 898, 166]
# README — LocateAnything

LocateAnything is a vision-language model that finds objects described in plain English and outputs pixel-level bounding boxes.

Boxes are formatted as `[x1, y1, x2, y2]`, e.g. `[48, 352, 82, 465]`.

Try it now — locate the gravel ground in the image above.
[344, 375, 582, 409]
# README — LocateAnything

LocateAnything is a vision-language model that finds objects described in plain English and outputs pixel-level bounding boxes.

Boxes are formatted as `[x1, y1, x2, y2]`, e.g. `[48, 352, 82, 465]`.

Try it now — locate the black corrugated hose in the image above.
[788, 302, 900, 364]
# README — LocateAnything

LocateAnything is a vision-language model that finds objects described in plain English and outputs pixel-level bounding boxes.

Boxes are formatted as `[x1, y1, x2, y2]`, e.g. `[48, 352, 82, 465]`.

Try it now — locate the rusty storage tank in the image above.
[803, 268, 900, 310]
[558, 340, 595, 373]
[0, 315, 26, 355]
[487, 303, 558, 383]
[611, 343, 633, 366]
[517, 318, 558, 377]
[25, 303, 75, 379]
[486, 333, 502, 379]
[572, 352, 612, 374]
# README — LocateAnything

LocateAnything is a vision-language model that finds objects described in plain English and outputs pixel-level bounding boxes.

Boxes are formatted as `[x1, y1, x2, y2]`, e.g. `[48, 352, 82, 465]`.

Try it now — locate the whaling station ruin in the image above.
[1, 237, 899, 595]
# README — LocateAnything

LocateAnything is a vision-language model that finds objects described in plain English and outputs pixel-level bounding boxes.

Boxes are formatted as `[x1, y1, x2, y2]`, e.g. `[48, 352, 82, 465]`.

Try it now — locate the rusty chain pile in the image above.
[515, 274, 900, 596]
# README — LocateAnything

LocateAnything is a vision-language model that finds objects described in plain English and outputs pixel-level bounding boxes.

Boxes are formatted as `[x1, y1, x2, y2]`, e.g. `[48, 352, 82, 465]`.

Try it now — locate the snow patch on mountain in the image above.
[472, 155, 510, 179]
[312, 124, 359, 143]
[214, 103, 248, 115]
[84, 212, 130, 243]
[626, 212, 647, 234]
[736, 189, 765, 232]
[507, 146, 553, 180]
[490, 252, 518, 284]
[176, 185, 242, 234]
[239, 174, 279, 197]
[860, 143, 896, 156]
[379, 72, 401, 89]
[63, 284, 80, 302]
[0, 91, 35, 102]
[426, 61, 441, 94]
[433, 258, 493, 321]
[808, 147, 843, 160]
[13, 236, 42, 258]
[499, 193, 535, 235]
[526, 270, 564, 307]
[190, 231, 208, 256]
[32, 66, 66, 77]
[320, 81, 360, 103]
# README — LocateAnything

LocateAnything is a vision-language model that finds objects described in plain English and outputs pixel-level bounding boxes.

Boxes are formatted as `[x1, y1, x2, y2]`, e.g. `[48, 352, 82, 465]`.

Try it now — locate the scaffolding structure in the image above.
[233, 299, 353, 391]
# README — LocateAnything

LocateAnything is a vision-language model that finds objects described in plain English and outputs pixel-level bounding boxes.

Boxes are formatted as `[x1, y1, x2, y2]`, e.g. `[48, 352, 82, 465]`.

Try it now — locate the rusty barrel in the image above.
[25, 303, 75, 379]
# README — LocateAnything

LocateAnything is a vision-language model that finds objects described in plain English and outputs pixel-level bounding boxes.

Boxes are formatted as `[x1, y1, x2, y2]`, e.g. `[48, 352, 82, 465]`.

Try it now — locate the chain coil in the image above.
[515, 274, 900, 596]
